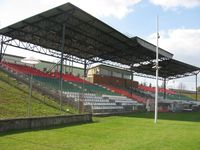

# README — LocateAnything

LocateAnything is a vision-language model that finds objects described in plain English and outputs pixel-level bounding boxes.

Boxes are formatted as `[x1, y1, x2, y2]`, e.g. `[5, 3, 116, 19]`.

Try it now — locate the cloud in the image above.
[150, 0, 200, 9]
[147, 28, 200, 66]
[42, 0, 142, 19]
[0, 0, 141, 28]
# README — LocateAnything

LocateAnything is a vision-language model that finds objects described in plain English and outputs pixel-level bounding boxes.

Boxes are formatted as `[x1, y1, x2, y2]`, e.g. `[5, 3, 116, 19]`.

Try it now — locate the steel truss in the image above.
[1, 35, 135, 68]
[1, 34, 199, 81]
[1, 35, 158, 72]
[167, 70, 200, 80]
[0, 36, 9, 62]
[1, 35, 87, 65]
[0, 35, 130, 70]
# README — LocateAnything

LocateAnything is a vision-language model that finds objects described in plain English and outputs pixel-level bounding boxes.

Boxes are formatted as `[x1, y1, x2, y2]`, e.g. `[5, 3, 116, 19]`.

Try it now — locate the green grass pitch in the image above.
[1, 112, 200, 150]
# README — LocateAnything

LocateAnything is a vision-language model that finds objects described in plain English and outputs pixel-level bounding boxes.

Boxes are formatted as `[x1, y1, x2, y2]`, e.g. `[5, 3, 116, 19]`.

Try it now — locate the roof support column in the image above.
[84, 59, 87, 77]
[163, 78, 166, 100]
[79, 59, 87, 114]
[130, 67, 134, 96]
[59, 23, 66, 113]
[0, 41, 3, 62]
[195, 73, 199, 101]
[71, 56, 74, 74]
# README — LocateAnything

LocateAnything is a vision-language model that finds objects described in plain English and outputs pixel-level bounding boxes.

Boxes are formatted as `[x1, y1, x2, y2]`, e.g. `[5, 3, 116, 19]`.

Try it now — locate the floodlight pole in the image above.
[154, 15, 159, 124]
[59, 23, 66, 113]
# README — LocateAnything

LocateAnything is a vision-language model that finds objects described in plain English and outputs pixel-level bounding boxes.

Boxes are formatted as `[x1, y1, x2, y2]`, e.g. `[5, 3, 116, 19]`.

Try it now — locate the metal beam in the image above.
[0, 41, 3, 62]
[163, 78, 166, 100]
[0, 39, 9, 62]
[130, 65, 134, 96]
[3, 37, 86, 64]
[195, 73, 199, 101]
[167, 70, 200, 80]
[84, 59, 87, 77]
[59, 24, 66, 112]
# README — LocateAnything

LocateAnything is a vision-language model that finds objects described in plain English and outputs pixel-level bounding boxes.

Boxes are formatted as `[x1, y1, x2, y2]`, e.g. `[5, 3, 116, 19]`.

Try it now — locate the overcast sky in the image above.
[0, 0, 200, 90]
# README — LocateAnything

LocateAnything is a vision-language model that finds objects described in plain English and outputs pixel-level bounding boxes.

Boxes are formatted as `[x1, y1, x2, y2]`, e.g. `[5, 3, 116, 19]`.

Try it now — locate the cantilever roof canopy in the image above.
[0, 2, 172, 66]
[133, 59, 200, 79]
[0, 2, 199, 79]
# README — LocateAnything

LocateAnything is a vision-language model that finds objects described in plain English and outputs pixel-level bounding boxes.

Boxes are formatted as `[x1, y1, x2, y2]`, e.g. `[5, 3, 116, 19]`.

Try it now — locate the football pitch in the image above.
[1, 112, 200, 150]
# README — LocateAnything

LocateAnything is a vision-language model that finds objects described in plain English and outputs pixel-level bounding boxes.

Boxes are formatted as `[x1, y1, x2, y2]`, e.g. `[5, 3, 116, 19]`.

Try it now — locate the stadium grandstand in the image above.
[0, 2, 200, 116]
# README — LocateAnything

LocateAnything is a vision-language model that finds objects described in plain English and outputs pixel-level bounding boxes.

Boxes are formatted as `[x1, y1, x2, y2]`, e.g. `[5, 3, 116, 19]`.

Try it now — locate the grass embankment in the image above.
[183, 93, 200, 101]
[1, 112, 200, 150]
[0, 70, 77, 119]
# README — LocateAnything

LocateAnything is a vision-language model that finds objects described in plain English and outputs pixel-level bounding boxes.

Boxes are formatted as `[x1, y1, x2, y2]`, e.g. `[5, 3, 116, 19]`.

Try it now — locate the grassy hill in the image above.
[1, 112, 200, 150]
[173, 89, 200, 101]
[182, 93, 200, 101]
[0, 70, 77, 119]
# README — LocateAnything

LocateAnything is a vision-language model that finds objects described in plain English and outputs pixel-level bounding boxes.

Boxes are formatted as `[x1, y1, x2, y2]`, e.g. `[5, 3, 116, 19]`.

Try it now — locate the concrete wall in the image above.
[0, 114, 92, 132]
